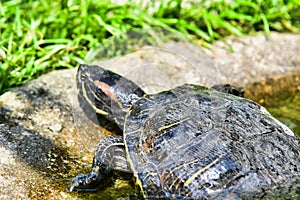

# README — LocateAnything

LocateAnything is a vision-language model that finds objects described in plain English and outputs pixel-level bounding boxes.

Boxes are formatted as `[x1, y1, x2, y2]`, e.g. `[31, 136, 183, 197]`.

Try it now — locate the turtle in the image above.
[70, 64, 300, 199]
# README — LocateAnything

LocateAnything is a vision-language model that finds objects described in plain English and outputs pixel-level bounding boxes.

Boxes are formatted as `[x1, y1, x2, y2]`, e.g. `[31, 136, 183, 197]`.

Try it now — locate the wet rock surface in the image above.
[0, 32, 300, 199]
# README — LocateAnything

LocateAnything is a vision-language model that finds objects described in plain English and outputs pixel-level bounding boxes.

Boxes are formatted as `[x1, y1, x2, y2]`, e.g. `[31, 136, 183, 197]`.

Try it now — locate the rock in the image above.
[0, 69, 111, 199]
[212, 32, 300, 86]
[0, 32, 300, 199]
[91, 32, 300, 93]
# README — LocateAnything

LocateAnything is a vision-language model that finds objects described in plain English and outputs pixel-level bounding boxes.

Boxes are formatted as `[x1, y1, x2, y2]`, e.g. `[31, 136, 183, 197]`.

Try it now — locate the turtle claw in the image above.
[69, 174, 86, 192]
[69, 173, 99, 192]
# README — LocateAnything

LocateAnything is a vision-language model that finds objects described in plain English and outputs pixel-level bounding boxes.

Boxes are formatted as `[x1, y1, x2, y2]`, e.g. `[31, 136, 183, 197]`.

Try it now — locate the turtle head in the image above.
[77, 64, 145, 129]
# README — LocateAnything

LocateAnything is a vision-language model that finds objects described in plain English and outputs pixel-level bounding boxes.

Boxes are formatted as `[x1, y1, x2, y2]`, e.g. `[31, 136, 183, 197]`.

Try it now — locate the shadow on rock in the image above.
[0, 108, 71, 175]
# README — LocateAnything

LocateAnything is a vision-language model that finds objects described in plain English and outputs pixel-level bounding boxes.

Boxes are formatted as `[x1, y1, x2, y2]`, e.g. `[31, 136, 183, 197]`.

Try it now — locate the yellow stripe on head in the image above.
[81, 81, 109, 116]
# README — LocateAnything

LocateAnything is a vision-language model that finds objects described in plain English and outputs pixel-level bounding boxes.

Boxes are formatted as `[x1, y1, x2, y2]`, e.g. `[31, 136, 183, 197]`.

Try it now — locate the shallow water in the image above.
[245, 73, 300, 137]
[264, 90, 300, 136]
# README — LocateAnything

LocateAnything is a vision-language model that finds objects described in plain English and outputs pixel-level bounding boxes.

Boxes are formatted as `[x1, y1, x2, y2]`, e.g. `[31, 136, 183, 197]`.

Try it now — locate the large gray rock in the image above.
[0, 32, 300, 199]
[92, 32, 300, 92]
[0, 70, 113, 199]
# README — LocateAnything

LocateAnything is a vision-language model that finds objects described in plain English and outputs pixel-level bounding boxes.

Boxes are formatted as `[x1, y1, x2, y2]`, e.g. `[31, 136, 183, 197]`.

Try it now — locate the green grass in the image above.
[0, 0, 299, 94]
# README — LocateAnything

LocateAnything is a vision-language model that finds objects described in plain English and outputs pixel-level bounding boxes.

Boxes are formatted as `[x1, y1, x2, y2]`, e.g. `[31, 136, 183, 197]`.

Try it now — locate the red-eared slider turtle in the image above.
[70, 64, 300, 199]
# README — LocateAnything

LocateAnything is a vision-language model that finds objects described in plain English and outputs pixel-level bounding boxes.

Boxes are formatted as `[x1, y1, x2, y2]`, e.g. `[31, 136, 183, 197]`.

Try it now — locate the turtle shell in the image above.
[124, 84, 300, 199]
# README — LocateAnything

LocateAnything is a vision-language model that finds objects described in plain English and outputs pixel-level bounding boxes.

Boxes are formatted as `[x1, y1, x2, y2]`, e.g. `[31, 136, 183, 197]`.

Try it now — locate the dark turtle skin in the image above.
[70, 64, 300, 199]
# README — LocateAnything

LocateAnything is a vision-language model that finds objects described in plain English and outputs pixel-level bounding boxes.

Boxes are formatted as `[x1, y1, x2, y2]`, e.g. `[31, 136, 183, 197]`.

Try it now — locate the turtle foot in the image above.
[69, 173, 99, 192]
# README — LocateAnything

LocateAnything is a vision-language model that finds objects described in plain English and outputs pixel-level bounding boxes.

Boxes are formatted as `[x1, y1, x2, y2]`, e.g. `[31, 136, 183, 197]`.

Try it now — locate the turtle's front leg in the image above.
[69, 135, 132, 192]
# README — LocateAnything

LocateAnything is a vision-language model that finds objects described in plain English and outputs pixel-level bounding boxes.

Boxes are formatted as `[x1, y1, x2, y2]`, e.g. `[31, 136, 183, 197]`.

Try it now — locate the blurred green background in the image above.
[0, 0, 299, 94]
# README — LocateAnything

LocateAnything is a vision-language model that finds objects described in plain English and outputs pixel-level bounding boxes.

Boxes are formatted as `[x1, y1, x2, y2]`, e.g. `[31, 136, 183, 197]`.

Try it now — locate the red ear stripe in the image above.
[93, 80, 122, 108]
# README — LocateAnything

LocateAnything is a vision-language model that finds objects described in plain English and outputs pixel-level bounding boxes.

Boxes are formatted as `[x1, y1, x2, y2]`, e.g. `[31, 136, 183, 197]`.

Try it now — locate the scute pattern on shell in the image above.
[124, 84, 300, 199]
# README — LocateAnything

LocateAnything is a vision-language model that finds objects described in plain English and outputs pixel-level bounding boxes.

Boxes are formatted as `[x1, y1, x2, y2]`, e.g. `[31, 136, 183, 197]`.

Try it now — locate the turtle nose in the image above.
[77, 64, 91, 81]
[78, 64, 90, 76]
